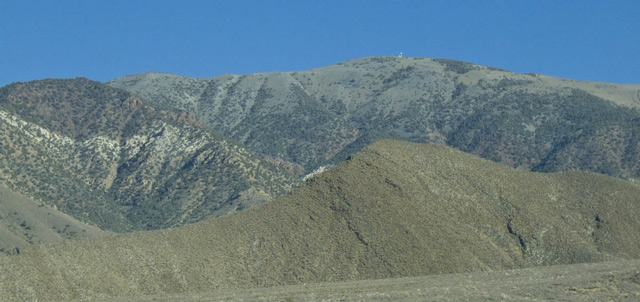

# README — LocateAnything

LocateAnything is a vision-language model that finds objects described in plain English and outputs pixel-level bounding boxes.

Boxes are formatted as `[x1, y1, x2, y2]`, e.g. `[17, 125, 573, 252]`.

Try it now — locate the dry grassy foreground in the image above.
[97, 260, 640, 302]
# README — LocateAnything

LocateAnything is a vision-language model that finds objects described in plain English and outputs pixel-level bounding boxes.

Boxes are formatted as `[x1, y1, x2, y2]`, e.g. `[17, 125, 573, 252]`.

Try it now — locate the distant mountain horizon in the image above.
[4, 56, 640, 88]
[104, 54, 640, 85]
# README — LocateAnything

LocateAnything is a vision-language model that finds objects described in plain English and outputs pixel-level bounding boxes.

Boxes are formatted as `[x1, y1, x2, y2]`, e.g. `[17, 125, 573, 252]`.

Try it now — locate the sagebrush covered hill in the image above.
[110, 57, 640, 177]
[2, 140, 639, 301]
[0, 79, 297, 232]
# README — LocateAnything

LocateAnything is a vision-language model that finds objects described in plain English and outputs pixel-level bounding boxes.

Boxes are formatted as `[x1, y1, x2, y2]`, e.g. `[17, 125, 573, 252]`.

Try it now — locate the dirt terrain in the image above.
[98, 260, 640, 301]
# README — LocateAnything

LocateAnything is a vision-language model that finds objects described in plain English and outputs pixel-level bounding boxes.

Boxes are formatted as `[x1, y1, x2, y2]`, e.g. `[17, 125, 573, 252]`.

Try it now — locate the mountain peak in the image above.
[110, 58, 640, 179]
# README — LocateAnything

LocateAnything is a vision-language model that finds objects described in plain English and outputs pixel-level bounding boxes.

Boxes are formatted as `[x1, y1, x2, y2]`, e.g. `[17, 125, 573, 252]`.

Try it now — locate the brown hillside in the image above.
[1, 140, 639, 301]
[0, 184, 110, 254]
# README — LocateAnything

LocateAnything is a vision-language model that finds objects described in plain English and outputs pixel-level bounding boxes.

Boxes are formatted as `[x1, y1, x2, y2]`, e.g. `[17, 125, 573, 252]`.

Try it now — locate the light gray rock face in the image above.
[0, 79, 298, 232]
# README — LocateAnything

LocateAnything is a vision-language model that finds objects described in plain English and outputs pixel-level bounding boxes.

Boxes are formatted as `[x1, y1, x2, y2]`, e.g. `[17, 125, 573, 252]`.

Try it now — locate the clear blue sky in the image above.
[1, 1, 639, 86]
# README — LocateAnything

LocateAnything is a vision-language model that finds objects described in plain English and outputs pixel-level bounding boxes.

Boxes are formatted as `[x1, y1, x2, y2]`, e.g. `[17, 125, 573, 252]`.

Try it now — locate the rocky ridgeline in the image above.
[0, 79, 299, 233]
[110, 57, 640, 178]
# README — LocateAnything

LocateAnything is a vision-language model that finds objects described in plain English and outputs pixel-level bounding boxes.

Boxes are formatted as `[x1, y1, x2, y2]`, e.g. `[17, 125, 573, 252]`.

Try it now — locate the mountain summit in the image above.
[110, 57, 640, 178]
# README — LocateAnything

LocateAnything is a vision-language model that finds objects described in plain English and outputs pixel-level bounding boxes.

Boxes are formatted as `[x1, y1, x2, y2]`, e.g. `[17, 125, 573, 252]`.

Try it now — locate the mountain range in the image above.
[1, 56, 639, 245]
[2, 55, 640, 300]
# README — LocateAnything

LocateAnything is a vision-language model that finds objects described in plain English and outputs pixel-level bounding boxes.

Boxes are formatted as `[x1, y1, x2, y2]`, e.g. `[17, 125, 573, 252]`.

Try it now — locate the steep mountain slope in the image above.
[0, 184, 110, 255]
[2, 140, 639, 301]
[0, 79, 298, 231]
[109, 57, 640, 178]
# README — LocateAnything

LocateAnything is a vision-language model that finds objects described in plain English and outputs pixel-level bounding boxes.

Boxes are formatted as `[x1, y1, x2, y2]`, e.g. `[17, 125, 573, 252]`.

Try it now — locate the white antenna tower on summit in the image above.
[398, 52, 403, 58]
